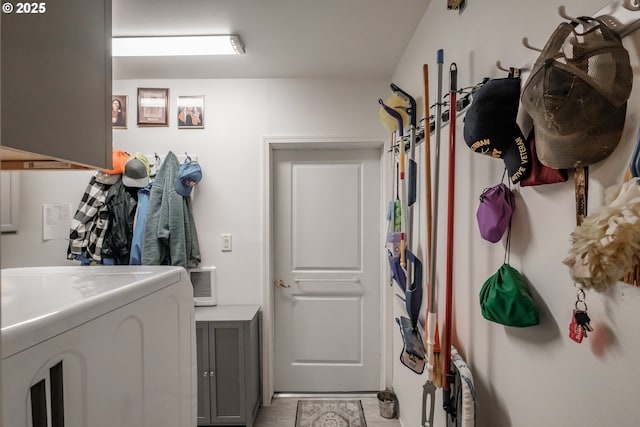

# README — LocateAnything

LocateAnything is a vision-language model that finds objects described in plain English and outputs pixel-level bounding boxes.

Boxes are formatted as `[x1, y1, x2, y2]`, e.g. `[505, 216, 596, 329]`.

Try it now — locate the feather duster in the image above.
[563, 178, 640, 291]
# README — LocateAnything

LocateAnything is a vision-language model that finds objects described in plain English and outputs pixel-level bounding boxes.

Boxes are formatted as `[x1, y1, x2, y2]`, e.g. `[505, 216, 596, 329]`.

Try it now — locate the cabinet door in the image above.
[196, 322, 211, 425]
[210, 321, 246, 424]
[1, 0, 112, 169]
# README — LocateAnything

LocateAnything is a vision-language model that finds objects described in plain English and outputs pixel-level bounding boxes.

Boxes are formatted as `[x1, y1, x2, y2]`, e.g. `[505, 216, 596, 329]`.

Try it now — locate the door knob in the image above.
[274, 279, 290, 288]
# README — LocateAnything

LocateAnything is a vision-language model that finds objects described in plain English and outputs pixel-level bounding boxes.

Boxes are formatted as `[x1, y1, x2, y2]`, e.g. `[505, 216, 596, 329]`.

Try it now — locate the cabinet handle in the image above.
[203, 371, 209, 377]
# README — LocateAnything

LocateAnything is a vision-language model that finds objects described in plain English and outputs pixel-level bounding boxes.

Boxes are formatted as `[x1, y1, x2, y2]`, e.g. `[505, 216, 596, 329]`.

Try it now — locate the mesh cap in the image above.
[521, 18, 632, 169]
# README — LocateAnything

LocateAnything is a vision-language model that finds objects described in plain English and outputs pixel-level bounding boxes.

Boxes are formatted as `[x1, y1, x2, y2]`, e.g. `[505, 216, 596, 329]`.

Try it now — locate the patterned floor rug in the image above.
[295, 400, 367, 427]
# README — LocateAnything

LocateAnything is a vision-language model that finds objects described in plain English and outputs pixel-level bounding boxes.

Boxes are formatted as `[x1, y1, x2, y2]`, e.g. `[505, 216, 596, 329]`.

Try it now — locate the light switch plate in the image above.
[221, 234, 232, 252]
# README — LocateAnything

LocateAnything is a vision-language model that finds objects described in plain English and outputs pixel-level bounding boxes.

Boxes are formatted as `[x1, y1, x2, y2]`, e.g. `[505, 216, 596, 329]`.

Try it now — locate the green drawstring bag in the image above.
[479, 213, 539, 327]
[479, 263, 539, 327]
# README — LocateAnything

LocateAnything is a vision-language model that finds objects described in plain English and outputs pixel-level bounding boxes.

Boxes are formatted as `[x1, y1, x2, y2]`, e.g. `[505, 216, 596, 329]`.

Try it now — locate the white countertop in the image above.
[195, 304, 260, 322]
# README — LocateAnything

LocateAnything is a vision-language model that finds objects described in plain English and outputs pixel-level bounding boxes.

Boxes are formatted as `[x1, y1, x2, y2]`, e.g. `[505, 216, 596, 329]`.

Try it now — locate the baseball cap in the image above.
[521, 18, 632, 169]
[176, 159, 202, 197]
[123, 152, 150, 188]
[101, 149, 129, 175]
[463, 77, 532, 184]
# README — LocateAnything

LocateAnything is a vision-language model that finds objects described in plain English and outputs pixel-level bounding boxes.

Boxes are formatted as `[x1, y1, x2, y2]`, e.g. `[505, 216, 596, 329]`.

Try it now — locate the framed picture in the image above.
[111, 95, 128, 129]
[137, 88, 169, 126]
[177, 95, 204, 129]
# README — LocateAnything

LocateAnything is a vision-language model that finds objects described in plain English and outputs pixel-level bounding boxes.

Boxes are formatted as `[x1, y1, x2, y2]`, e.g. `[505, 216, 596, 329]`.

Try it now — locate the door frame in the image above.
[260, 136, 392, 404]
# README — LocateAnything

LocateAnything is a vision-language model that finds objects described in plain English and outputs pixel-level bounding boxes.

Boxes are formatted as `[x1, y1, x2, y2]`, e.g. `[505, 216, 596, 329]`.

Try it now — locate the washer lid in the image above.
[1, 265, 187, 358]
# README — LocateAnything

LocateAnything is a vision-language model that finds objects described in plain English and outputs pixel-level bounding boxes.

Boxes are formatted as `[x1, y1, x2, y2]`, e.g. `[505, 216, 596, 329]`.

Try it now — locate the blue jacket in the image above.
[129, 183, 152, 265]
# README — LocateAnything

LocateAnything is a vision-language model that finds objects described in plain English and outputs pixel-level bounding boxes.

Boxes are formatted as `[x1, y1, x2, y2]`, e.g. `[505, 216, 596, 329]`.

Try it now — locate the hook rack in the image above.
[558, 5, 584, 25]
[517, 1, 640, 66]
[384, 78, 488, 154]
[598, 0, 640, 36]
[495, 60, 510, 73]
[521, 37, 543, 52]
[146, 152, 199, 177]
[496, 60, 530, 73]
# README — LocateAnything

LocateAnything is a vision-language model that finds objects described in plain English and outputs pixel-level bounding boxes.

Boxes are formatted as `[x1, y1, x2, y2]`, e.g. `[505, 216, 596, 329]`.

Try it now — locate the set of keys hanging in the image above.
[569, 167, 593, 344]
[569, 287, 593, 344]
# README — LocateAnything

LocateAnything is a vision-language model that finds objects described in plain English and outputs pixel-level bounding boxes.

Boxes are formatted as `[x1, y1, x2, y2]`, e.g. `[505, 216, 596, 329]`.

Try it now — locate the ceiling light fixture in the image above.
[112, 35, 245, 57]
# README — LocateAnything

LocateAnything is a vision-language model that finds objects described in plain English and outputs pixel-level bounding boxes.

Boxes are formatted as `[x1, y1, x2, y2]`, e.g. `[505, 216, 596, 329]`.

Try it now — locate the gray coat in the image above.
[141, 151, 201, 268]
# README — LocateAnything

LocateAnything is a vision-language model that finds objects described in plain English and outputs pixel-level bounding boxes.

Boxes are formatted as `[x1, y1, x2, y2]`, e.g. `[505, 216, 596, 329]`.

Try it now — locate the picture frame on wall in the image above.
[177, 95, 204, 129]
[111, 95, 128, 129]
[137, 88, 169, 126]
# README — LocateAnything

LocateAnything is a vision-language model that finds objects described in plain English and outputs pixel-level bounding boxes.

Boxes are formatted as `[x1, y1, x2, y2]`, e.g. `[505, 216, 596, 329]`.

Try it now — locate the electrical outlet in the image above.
[221, 234, 232, 252]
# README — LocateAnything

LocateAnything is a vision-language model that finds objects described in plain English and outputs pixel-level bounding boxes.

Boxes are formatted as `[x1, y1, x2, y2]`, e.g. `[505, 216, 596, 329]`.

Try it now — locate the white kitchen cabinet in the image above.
[1, 0, 112, 170]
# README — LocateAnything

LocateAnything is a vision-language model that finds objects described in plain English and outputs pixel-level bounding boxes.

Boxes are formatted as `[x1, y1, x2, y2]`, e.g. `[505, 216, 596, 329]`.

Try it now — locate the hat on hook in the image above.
[123, 152, 150, 188]
[521, 18, 632, 169]
[175, 158, 202, 197]
[101, 149, 129, 175]
[463, 77, 532, 184]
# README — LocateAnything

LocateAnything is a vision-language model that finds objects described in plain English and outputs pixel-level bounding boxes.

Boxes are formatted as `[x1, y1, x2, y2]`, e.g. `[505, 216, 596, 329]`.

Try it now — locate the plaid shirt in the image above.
[67, 174, 113, 262]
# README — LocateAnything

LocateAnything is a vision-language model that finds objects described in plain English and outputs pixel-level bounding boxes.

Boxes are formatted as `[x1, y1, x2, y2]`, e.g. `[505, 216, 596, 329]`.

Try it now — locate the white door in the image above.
[273, 147, 381, 392]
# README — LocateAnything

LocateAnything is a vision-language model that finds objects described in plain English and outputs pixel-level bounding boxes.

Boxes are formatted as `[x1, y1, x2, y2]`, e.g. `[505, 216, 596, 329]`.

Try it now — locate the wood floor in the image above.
[254, 396, 402, 427]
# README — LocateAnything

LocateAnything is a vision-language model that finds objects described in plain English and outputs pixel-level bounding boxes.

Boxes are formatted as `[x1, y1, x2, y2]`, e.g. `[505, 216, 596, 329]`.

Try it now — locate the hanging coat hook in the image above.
[558, 5, 583, 25]
[522, 37, 543, 52]
[497, 61, 530, 74]
[496, 60, 509, 72]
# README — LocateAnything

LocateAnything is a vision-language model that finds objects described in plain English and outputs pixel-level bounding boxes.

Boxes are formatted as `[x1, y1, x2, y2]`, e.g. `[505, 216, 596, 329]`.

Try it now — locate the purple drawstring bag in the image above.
[476, 183, 515, 243]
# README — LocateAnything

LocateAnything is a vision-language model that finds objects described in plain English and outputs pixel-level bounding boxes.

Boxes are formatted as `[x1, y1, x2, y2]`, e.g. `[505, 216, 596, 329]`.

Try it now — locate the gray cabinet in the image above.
[1, 0, 112, 170]
[196, 305, 260, 427]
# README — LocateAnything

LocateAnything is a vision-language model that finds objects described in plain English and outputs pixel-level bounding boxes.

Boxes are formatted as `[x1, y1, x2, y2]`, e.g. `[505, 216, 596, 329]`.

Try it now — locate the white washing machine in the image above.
[1, 265, 196, 427]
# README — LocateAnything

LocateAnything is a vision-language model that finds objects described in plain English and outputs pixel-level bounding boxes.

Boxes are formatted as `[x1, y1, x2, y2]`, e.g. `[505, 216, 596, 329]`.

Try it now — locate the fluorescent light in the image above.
[112, 35, 245, 57]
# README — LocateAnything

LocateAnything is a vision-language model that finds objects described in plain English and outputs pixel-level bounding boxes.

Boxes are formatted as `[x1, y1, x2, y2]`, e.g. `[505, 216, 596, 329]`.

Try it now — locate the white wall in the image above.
[390, 0, 640, 426]
[4, 1, 640, 425]
[0, 78, 388, 308]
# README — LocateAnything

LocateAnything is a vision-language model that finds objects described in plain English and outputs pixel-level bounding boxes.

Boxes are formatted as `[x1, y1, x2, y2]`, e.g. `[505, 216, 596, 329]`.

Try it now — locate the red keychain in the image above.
[569, 309, 584, 343]
[569, 290, 592, 344]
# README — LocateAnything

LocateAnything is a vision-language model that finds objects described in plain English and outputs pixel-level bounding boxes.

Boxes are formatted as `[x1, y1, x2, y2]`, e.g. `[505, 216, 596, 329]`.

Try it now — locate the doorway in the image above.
[261, 137, 389, 400]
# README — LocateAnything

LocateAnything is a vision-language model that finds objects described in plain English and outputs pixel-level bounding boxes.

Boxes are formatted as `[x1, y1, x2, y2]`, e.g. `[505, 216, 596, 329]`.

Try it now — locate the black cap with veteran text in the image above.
[463, 77, 531, 184]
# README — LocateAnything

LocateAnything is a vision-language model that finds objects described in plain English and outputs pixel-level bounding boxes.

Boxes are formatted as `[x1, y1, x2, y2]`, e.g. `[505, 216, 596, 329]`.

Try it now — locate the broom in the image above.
[422, 53, 445, 427]
[422, 62, 443, 389]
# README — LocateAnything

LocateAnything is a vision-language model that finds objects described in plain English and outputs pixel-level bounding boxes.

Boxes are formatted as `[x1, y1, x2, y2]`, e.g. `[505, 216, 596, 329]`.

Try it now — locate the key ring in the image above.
[574, 283, 587, 311]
